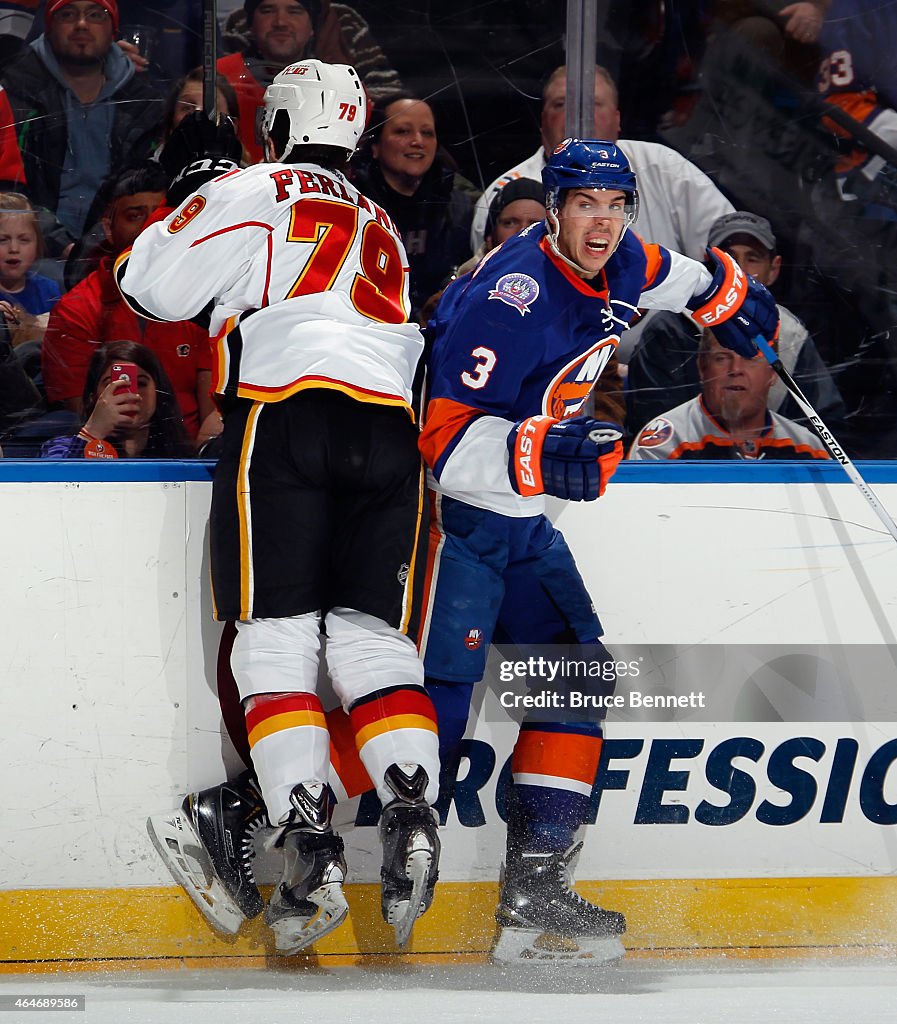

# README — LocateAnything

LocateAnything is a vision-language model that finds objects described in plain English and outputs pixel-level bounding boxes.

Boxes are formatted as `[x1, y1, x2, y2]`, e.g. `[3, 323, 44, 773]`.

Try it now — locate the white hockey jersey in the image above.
[628, 395, 830, 461]
[117, 162, 424, 413]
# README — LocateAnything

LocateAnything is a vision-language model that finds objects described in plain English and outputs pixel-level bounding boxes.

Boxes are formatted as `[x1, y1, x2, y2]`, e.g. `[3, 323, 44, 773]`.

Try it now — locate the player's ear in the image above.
[768, 254, 782, 287]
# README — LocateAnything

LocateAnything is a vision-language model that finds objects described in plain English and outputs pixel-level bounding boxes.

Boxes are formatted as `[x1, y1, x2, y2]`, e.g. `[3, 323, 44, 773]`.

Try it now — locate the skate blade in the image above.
[146, 812, 245, 936]
[492, 926, 625, 966]
[270, 882, 349, 955]
[387, 848, 432, 949]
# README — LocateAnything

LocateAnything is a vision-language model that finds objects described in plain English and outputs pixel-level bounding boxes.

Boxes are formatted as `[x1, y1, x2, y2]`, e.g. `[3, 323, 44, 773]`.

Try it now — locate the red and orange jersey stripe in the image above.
[325, 705, 373, 800]
[419, 397, 483, 471]
[642, 242, 667, 291]
[349, 687, 438, 751]
[235, 374, 412, 415]
[512, 729, 603, 790]
[245, 692, 327, 748]
[668, 435, 830, 461]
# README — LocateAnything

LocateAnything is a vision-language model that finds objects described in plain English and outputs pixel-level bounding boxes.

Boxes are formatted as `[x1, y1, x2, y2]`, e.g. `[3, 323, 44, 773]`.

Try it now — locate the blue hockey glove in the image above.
[687, 247, 779, 358]
[507, 415, 624, 501]
[161, 111, 242, 207]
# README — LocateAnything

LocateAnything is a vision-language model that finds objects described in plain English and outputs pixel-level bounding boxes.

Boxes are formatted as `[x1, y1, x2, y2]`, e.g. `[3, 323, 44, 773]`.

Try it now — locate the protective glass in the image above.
[562, 189, 636, 223]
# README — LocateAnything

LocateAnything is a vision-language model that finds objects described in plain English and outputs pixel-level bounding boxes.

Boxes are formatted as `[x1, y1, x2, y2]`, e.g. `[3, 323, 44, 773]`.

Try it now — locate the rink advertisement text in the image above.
[350, 729, 897, 830]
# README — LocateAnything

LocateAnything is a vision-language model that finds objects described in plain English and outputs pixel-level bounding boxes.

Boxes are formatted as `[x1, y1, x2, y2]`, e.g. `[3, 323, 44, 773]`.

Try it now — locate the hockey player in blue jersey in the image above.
[417, 138, 780, 963]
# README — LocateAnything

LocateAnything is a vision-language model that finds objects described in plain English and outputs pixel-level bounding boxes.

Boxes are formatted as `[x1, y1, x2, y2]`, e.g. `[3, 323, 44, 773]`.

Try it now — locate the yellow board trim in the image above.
[3, 878, 897, 966]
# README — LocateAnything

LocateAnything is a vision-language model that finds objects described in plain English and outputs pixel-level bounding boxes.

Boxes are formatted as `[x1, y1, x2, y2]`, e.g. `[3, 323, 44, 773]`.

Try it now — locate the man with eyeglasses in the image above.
[0, 1, 163, 245]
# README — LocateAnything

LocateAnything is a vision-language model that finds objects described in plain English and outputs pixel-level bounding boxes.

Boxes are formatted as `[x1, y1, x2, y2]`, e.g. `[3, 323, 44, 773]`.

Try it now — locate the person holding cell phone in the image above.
[40, 339, 191, 458]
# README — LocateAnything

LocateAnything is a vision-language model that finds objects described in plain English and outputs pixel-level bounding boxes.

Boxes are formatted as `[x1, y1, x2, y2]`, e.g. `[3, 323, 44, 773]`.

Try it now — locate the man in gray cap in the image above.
[626, 209, 846, 440]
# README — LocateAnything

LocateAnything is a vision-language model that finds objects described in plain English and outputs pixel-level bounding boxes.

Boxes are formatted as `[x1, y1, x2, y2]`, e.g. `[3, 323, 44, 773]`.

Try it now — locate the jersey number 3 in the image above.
[285, 197, 407, 324]
[461, 346, 497, 389]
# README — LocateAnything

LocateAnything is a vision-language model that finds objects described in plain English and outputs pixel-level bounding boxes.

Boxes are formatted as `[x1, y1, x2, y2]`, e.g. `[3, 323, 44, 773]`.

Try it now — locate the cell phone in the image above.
[109, 362, 140, 394]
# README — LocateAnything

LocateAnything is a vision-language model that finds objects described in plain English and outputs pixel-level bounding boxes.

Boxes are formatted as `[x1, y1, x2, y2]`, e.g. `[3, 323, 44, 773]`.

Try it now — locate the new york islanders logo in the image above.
[544, 338, 617, 420]
[637, 418, 673, 448]
[464, 628, 484, 651]
[488, 273, 539, 316]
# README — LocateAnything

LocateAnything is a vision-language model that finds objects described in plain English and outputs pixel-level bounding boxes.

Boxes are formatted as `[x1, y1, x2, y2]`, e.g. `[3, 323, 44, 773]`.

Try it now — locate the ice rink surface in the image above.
[1, 954, 895, 1024]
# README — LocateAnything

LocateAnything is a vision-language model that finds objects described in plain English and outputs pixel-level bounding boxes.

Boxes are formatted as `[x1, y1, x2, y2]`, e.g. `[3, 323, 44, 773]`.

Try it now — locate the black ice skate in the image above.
[493, 843, 626, 966]
[379, 763, 440, 948]
[146, 770, 268, 935]
[264, 783, 349, 955]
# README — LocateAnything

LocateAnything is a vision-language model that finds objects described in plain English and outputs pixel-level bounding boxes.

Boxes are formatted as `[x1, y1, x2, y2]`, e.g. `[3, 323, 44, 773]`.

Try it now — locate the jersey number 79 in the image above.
[285, 197, 407, 324]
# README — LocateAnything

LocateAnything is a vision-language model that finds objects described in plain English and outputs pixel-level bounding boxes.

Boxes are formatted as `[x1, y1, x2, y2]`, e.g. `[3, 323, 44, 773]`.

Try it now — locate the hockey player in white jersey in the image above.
[122, 60, 440, 954]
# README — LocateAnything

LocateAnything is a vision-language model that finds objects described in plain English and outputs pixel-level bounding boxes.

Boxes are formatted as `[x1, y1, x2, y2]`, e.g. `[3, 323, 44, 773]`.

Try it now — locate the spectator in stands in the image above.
[158, 67, 251, 167]
[162, 68, 239, 134]
[64, 67, 241, 292]
[815, 0, 897, 202]
[628, 328, 830, 460]
[0, 306, 45, 447]
[41, 163, 214, 441]
[469, 64, 735, 263]
[416, 176, 544, 333]
[0, 1, 164, 245]
[0, 85, 26, 187]
[41, 339, 191, 458]
[218, 0, 403, 163]
[714, 1, 829, 85]
[454, 176, 545, 277]
[0, 192, 61, 362]
[351, 95, 478, 323]
[625, 210, 846, 438]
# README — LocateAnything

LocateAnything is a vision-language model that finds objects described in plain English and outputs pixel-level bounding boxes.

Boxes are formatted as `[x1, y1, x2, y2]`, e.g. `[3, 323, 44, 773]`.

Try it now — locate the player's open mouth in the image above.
[586, 239, 609, 253]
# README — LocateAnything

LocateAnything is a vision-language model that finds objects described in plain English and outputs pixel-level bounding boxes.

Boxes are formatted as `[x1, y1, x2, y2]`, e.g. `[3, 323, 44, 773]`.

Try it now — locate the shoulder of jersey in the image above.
[207, 162, 272, 199]
[466, 225, 552, 319]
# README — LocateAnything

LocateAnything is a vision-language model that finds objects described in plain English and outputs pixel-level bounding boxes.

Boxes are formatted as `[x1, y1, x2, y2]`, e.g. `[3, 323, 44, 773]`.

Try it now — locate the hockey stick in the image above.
[202, 0, 218, 121]
[753, 334, 897, 544]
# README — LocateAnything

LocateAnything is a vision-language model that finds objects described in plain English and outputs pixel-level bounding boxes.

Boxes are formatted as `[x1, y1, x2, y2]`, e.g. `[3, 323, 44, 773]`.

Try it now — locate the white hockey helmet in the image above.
[259, 60, 366, 162]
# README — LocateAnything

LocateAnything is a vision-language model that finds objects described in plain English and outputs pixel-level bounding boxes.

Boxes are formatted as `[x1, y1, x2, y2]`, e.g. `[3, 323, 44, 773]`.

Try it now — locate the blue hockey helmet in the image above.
[542, 138, 639, 225]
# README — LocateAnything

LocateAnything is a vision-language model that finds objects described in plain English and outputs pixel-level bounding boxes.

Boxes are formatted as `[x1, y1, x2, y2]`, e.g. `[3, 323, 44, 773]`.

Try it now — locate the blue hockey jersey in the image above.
[419, 221, 711, 516]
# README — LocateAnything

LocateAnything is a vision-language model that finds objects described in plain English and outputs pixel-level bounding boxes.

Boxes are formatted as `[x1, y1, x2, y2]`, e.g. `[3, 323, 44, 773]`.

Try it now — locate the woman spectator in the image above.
[351, 94, 479, 323]
[41, 340, 192, 459]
